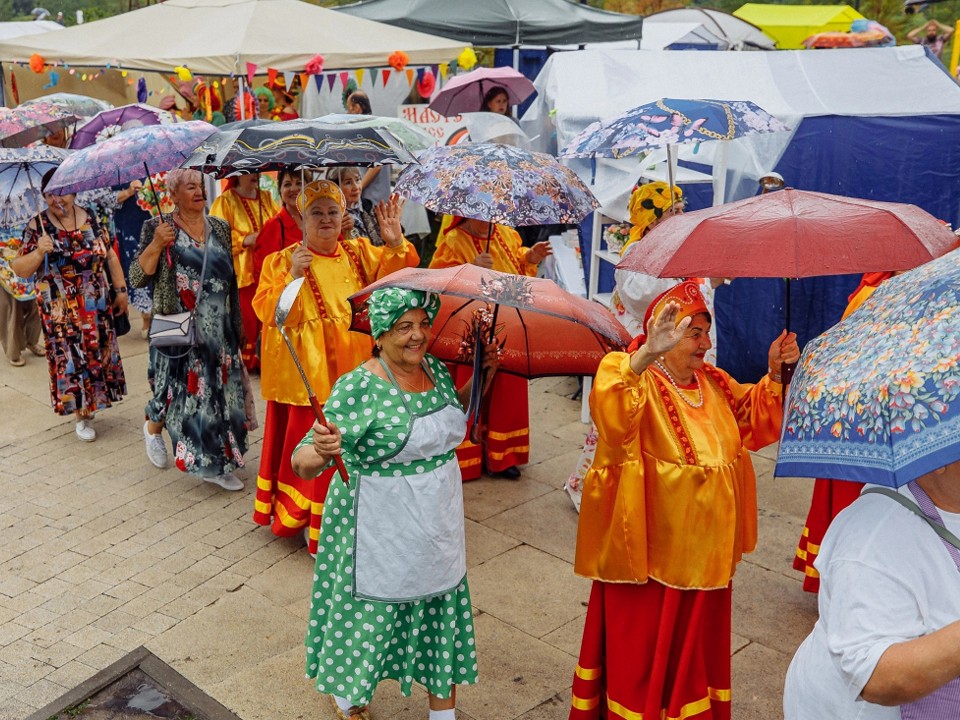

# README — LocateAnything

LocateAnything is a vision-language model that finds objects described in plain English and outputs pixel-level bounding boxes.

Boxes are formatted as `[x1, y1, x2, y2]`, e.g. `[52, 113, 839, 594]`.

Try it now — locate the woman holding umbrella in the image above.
[292, 286, 499, 720]
[429, 216, 551, 480]
[11, 170, 128, 442]
[210, 171, 278, 372]
[570, 280, 798, 720]
[252, 180, 418, 554]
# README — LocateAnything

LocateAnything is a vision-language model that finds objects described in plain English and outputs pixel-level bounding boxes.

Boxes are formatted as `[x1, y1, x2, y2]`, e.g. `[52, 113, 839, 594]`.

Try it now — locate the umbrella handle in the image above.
[308, 395, 350, 484]
[484, 222, 493, 254]
[144, 162, 172, 267]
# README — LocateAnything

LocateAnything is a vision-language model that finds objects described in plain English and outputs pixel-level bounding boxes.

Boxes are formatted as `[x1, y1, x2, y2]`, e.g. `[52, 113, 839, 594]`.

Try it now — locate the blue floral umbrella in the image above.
[776, 248, 960, 488]
[0, 146, 70, 228]
[560, 98, 790, 159]
[394, 142, 599, 226]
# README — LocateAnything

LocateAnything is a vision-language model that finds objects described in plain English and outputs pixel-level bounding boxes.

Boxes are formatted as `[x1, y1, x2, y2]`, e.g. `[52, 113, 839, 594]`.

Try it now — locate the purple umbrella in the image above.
[427, 67, 536, 117]
[70, 103, 178, 150]
[46, 121, 216, 196]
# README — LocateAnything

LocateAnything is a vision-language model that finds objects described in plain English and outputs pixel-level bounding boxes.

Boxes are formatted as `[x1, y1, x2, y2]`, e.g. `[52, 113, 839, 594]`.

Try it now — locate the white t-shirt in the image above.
[784, 484, 960, 720]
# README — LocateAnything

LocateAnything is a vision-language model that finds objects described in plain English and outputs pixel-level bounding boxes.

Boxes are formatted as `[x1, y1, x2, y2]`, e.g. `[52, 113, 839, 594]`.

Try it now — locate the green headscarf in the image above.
[368, 288, 441, 338]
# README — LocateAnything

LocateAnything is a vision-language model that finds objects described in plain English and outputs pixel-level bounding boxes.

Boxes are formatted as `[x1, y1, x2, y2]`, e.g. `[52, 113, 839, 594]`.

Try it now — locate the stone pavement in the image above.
[0, 324, 820, 720]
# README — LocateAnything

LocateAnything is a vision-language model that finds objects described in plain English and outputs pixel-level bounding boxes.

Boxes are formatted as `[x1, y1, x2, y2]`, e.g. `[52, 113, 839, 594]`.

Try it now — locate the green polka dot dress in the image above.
[298, 354, 478, 704]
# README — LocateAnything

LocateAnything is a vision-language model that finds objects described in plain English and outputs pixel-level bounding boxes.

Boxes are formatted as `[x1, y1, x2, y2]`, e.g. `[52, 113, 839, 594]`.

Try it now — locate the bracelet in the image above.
[114, 287, 127, 294]
[768, 370, 782, 383]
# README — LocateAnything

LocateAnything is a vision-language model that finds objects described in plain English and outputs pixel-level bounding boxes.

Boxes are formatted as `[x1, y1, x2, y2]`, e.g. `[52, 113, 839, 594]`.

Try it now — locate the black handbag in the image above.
[149, 221, 211, 350]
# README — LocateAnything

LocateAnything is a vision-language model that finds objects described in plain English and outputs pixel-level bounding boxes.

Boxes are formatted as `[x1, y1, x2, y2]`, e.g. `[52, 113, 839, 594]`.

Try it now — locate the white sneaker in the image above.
[75, 419, 96, 442]
[204, 473, 244, 491]
[143, 421, 168, 468]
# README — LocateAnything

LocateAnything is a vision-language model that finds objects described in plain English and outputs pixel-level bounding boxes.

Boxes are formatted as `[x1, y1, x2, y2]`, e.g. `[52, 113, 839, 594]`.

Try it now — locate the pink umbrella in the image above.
[427, 67, 536, 117]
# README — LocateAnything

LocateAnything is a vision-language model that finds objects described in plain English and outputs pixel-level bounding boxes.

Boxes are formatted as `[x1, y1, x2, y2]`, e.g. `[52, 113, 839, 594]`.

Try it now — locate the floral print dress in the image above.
[20, 213, 126, 416]
[142, 220, 248, 477]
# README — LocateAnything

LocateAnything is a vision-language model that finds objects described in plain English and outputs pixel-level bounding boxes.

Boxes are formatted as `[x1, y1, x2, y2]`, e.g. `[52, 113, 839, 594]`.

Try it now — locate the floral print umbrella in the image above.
[393, 142, 599, 226]
[0, 145, 70, 228]
[776, 247, 960, 488]
[69, 103, 178, 150]
[0, 102, 78, 148]
[560, 98, 789, 159]
[45, 121, 217, 195]
[21, 93, 113, 122]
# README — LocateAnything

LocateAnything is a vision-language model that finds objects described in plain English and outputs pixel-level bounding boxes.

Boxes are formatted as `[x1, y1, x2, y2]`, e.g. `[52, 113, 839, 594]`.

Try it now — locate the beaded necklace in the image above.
[655, 358, 704, 409]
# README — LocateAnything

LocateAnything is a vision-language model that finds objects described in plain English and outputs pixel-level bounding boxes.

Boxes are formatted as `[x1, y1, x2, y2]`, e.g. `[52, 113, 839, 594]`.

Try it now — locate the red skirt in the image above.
[238, 284, 260, 372]
[571, 580, 732, 720]
[448, 365, 530, 481]
[253, 401, 333, 555]
[793, 478, 864, 593]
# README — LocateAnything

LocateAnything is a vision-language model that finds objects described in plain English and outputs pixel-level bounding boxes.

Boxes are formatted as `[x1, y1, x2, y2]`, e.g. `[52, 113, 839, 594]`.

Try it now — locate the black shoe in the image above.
[493, 465, 521, 480]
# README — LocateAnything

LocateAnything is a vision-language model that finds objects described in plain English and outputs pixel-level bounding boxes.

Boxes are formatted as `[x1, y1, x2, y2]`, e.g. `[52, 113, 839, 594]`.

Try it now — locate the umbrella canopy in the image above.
[0, 102, 78, 148]
[775, 248, 960, 487]
[348, 265, 632, 378]
[70, 104, 178, 150]
[428, 67, 536, 117]
[617, 188, 958, 278]
[21, 93, 113, 121]
[46, 121, 217, 195]
[315, 114, 437, 153]
[560, 98, 789, 159]
[0, 146, 69, 228]
[393, 143, 599, 226]
[0, 0, 464, 74]
[179, 118, 417, 178]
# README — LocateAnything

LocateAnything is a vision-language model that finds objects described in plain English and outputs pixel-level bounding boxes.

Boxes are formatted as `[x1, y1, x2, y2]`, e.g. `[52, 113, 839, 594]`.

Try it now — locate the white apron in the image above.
[353, 364, 468, 603]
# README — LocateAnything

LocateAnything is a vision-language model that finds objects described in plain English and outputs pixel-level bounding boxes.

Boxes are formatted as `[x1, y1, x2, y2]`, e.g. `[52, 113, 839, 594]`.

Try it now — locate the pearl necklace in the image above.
[655, 358, 704, 409]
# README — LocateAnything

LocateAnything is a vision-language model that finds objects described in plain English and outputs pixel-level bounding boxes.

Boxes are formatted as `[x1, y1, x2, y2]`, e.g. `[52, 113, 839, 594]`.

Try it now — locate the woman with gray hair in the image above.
[130, 168, 249, 490]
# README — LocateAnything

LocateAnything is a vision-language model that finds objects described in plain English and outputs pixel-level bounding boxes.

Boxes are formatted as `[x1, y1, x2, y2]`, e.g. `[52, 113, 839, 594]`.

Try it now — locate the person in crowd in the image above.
[269, 78, 299, 121]
[210, 171, 278, 372]
[907, 19, 954, 59]
[346, 91, 391, 206]
[569, 281, 799, 720]
[784, 459, 960, 719]
[253, 180, 419, 554]
[346, 89, 372, 115]
[291, 287, 499, 720]
[429, 216, 552, 480]
[759, 171, 785, 194]
[481, 86, 510, 116]
[111, 179, 154, 337]
[177, 79, 226, 126]
[42, 126, 69, 149]
[12, 170, 127, 442]
[792, 271, 894, 592]
[253, 87, 275, 120]
[252, 168, 305, 287]
[0, 228, 43, 366]
[131, 168, 248, 490]
[326, 166, 383, 246]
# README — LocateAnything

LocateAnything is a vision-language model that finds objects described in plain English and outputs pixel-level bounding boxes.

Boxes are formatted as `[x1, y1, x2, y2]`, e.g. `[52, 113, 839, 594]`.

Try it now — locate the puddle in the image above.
[50, 668, 200, 719]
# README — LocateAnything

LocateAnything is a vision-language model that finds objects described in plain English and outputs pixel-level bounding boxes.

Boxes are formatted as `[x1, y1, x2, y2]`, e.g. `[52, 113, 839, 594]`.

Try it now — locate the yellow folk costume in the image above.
[570, 282, 784, 720]
[251, 180, 419, 552]
[429, 217, 537, 479]
[210, 184, 279, 371]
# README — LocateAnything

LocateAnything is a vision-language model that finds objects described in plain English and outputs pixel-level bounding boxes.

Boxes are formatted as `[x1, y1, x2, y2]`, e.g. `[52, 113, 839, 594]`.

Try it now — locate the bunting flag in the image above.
[405, 68, 415, 85]
[416, 67, 425, 82]
[370, 70, 378, 88]
[299, 73, 309, 92]
[327, 74, 337, 91]
[246, 62, 257, 85]
[315, 74, 324, 93]
[283, 71, 296, 91]
[439, 63, 449, 80]
[382, 69, 391, 86]
[431, 64, 439, 79]
[267, 67, 278, 86]
[338, 71, 349, 88]
[356, 69, 365, 87]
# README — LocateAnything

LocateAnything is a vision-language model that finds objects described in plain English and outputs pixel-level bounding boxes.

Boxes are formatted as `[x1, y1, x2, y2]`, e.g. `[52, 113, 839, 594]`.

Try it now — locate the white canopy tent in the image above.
[0, 0, 464, 74]
[644, 8, 775, 50]
[637, 22, 730, 51]
[0, 21, 62, 41]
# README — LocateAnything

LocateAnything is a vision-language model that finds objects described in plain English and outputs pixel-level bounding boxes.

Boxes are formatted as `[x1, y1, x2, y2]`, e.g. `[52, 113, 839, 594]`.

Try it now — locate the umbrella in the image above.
[0, 102, 78, 148]
[393, 142, 599, 227]
[315, 113, 438, 153]
[775, 248, 960, 487]
[179, 118, 418, 178]
[45, 121, 217, 196]
[802, 30, 891, 48]
[21, 93, 113, 121]
[349, 264, 631, 378]
[428, 67, 536, 117]
[0, 145, 70, 228]
[459, 112, 531, 149]
[70, 103, 177, 150]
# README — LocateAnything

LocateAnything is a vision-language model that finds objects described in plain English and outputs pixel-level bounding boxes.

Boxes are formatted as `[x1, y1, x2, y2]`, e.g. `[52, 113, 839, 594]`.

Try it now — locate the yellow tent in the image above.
[733, 3, 865, 49]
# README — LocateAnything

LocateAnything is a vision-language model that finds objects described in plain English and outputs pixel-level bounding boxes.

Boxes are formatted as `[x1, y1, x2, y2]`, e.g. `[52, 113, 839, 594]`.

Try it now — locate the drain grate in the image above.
[26, 647, 241, 720]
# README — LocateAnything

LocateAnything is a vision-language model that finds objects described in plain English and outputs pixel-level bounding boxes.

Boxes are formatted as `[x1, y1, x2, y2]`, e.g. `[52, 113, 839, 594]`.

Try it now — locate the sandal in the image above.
[329, 696, 371, 720]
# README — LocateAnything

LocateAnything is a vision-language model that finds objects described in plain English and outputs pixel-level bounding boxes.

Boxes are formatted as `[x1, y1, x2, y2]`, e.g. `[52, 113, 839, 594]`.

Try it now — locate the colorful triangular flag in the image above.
[439, 63, 449, 80]
[315, 74, 324, 93]
[405, 69, 415, 85]
[382, 69, 391, 86]
[356, 69, 365, 86]
[338, 71, 349, 88]
[327, 74, 337, 91]
[283, 71, 296, 91]
[267, 67, 278, 86]
[245, 62, 257, 85]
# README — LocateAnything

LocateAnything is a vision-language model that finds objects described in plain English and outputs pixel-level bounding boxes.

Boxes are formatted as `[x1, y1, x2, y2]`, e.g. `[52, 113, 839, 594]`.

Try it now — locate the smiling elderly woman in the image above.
[291, 287, 498, 720]
[251, 180, 418, 553]
[130, 168, 249, 490]
[569, 280, 799, 720]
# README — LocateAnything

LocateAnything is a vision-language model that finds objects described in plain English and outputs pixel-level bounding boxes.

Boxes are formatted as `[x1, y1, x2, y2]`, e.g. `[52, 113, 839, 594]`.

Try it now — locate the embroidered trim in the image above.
[468, 228, 523, 274]
[651, 372, 698, 465]
[702, 365, 737, 413]
[301, 242, 368, 320]
[237, 193, 266, 233]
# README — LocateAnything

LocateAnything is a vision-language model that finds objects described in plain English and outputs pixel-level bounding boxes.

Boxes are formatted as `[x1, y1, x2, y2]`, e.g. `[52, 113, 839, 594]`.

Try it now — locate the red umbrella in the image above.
[349, 265, 631, 379]
[618, 189, 957, 279]
[428, 67, 536, 117]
